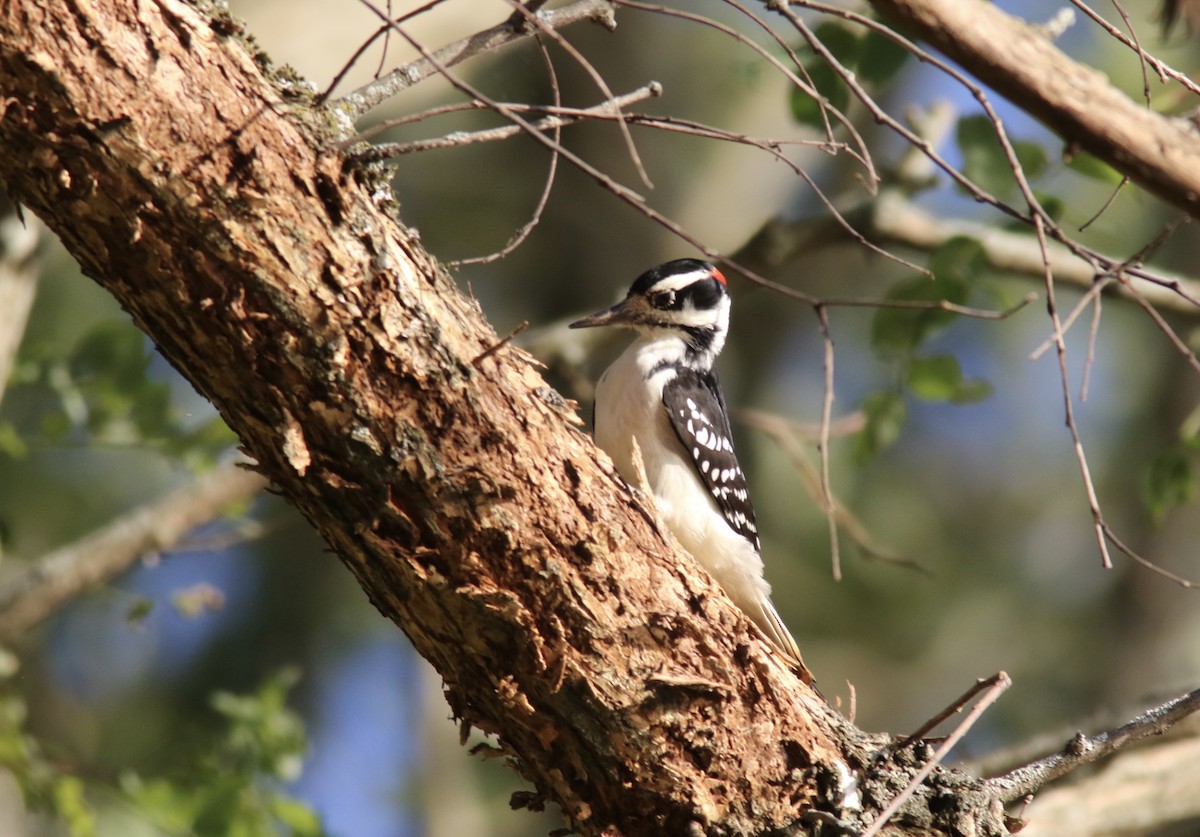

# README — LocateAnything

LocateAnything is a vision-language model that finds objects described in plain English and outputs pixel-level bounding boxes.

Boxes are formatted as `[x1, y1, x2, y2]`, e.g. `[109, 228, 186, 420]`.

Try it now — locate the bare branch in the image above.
[618, 0, 878, 181]
[1033, 213, 1113, 569]
[1068, 0, 1200, 96]
[351, 83, 663, 161]
[863, 0, 1200, 218]
[815, 305, 842, 581]
[333, 0, 617, 122]
[503, 0, 652, 189]
[452, 33, 561, 267]
[0, 462, 267, 642]
[738, 408, 926, 573]
[988, 686, 1200, 802]
[872, 191, 1200, 314]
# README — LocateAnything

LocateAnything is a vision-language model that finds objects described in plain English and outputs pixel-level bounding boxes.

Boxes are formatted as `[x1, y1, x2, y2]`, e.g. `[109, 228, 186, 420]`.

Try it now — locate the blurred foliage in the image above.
[3, 318, 235, 469]
[788, 21, 912, 130]
[1, 666, 321, 837]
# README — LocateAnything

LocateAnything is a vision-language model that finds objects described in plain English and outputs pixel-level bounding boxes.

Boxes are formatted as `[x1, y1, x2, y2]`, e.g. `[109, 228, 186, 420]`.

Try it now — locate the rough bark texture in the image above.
[0, 0, 1157, 835]
[867, 0, 1200, 219]
[0, 1, 873, 835]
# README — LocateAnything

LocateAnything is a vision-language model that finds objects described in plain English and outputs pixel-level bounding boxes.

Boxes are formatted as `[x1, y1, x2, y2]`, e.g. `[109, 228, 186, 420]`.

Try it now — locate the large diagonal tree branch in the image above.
[0, 2, 874, 836]
[863, 0, 1200, 219]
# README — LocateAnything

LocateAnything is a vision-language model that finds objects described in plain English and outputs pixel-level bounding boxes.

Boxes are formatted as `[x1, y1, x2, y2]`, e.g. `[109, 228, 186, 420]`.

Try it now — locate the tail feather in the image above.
[751, 598, 817, 686]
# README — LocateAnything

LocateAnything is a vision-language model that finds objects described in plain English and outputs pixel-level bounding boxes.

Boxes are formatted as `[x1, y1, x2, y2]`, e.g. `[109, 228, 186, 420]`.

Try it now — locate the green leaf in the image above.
[40, 410, 72, 442]
[950, 377, 994, 404]
[120, 773, 202, 832]
[855, 391, 907, 461]
[929, 236, 987, 285]
[166, 415, 239, 469]
[870, 280, 963, 356]
[1065, 149, 1123, 183]
[956, 115, 1047, 199]
[907, 355, 993, 403]
[858, 29, 911, 86]
[789, 62, 849, 129]
[1012, 138, 1048, 180]
[907, 355, 963, 401]
[271, 797, 322, 836]
[53, 776, 96, 837]
[69, 321, 150, 390]
[790, 23, 859, 129]
[0, 421, 28, 458]
[813, 22, 862, 65]
[871, 237, 985, 357]
[1178, 404, 1200, 452]
[1035, 191, 1066, 223]
[1143, 451, 1193, 521]
[125, 597, 155, 625]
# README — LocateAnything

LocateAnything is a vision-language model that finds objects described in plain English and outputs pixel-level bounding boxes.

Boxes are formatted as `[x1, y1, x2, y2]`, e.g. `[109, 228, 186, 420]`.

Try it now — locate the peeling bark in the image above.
[0, 1, 1101, 835]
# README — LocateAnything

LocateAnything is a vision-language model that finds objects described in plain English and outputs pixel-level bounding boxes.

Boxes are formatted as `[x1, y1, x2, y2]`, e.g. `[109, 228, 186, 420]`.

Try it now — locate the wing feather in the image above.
[662, 368, 761, 551]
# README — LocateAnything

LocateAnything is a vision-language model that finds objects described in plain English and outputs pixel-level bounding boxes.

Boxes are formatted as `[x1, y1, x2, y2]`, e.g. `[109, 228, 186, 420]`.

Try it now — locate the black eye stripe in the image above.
[682, 278, 722, 309]
[645, 278, 724, 312]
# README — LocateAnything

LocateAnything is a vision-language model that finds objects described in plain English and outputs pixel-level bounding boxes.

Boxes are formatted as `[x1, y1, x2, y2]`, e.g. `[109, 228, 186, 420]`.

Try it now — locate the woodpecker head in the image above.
[569, 259, 731, 360]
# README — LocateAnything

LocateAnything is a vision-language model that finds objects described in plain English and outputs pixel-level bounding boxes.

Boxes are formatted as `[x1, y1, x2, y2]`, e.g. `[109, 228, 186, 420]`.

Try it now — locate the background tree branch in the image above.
[863, 0, 1200, 218]
[0, 459, 266, 642]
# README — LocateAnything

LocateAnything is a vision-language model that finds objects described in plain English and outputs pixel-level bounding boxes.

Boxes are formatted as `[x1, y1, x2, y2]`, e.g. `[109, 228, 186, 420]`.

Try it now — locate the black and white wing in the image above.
[662, 368, 761, 552]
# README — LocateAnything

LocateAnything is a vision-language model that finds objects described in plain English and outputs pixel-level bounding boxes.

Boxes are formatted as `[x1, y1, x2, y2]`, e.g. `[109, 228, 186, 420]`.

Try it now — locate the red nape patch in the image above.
[710, 267, 728, 285]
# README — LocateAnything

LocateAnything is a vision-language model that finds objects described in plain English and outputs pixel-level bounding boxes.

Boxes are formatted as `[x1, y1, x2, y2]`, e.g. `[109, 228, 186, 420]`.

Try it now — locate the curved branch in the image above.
[864, 0, 1200, 218]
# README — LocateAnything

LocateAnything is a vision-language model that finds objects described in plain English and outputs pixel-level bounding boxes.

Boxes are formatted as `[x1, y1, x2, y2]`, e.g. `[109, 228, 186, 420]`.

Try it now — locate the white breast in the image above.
[592, 337, 771, 614]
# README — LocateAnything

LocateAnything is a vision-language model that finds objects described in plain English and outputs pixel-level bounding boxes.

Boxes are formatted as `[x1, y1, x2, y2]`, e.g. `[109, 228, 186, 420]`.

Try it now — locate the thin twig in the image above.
[779, 0, 1200, 317]
[1068, 0, 1200, 95]
[316, 21, 392, 106]
[1077, 175, 1130, 233]
[1033, 214, 1112, 569]
[1118, 279, 1200, 377]
[616, 0, 877, 182]
[372, 0, 396, 81]
[823, 292, 1036, 320]
[503, 0, 652, 190]
[902, 675, 1007, 744]
[333, 0, 616, 121]
[1028, 276, 1112, 361]
[1080, 282, 1102, 401]
[471, 321, 530, 366]
[453, 34, 562, 266]
[738, 408, 928, 573]
[1101, 522, 1197, 587]
[862, 673, 1012, 837]
[872, 191, 1200, 315]
[352, 83, 663, 161]
[815, 305, 841, 581]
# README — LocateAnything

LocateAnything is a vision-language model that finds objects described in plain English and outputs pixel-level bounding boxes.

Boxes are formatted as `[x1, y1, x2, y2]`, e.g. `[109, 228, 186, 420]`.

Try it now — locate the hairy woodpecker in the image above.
[571, 259, 811, 679]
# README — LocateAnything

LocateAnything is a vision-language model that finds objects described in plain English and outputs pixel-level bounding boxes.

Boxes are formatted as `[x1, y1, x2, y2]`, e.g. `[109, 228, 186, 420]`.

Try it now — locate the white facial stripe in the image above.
[649, 269, 718, 293]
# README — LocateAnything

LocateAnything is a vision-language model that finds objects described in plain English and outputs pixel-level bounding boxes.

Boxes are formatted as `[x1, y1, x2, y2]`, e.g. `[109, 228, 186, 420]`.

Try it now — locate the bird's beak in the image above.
[569, 297, 635, 330]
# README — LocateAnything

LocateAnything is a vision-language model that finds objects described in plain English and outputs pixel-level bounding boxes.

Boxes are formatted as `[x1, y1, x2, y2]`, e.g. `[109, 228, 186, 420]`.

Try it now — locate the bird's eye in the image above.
[651, 291, 676, 310]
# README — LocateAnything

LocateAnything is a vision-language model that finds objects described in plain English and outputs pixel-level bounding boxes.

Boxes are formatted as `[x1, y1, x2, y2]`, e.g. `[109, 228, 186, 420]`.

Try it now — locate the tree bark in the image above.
[0, 1, 1188, 836]
[0, 2, 867, 835]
